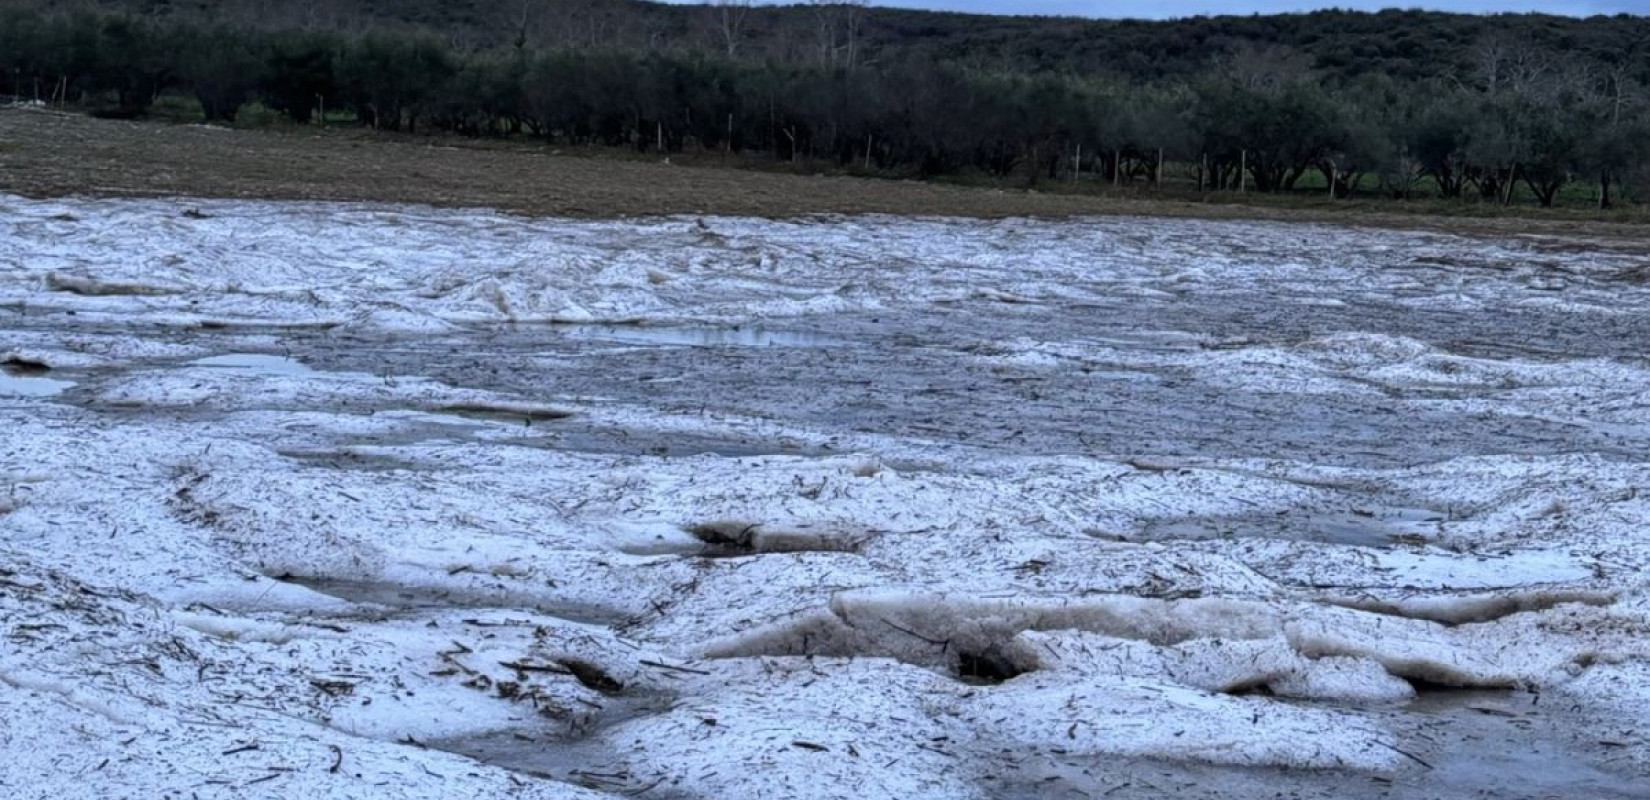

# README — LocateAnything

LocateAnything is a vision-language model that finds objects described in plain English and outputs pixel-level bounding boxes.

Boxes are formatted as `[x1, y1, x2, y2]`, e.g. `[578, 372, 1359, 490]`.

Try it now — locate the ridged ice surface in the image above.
[3, 194, 1649, 799]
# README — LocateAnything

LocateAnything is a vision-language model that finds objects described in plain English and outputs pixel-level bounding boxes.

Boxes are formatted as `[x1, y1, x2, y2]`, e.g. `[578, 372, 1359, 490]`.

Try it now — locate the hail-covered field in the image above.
[3, 194, 1649, 799]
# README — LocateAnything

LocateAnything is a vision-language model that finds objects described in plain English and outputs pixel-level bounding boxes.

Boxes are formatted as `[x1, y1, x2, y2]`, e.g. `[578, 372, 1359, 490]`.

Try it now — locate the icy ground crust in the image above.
[2, 195, 1650, 799]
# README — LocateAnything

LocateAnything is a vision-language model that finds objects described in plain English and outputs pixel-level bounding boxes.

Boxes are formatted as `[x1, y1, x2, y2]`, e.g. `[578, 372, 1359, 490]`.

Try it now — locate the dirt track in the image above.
[3, 109, 1648, 243]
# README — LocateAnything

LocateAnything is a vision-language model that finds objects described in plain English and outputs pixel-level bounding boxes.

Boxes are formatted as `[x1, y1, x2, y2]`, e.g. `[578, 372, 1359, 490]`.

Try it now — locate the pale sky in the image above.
[671, 0, 1650, 19]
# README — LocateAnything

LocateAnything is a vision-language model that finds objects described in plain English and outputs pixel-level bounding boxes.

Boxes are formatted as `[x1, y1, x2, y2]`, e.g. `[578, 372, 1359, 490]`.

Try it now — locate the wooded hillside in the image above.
[5, 1, 1648, 206]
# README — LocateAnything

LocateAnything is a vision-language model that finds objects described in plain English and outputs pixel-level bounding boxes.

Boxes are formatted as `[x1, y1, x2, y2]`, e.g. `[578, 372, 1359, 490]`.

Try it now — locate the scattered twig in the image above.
[308, 678, 357, 697]
[298, 621, 349, 633]
[878, 617, 949, 647]
[627, 776, 667, 796]
[498, 660, 572, 674]
[1375, 741, 1434, 770]
[638, 659, 710, 675]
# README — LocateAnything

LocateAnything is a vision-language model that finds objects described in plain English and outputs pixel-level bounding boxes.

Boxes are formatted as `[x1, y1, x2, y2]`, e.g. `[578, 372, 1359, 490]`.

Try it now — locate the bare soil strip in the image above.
[3, 109, 1647, 244]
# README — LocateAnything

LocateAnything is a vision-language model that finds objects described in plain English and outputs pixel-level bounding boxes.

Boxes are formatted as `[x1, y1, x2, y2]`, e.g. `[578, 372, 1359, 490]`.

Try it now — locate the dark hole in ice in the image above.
[435, 402, 575, 422]
[686, 521, 759, 555]
[1400, 675, 1513, 694]
[1, 357, 50, 375]
[554, 658, 625, 695]
[683, 521, 864, 557]
[956, 648, 1027, 684]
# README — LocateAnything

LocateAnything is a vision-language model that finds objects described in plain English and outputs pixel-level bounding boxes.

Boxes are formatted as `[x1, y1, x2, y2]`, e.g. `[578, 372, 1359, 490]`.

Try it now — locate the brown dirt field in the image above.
[3, 109, 1648, 246]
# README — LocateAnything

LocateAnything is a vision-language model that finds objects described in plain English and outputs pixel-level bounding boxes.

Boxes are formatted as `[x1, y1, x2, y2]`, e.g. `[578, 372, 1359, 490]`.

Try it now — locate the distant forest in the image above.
[4, 0, 1649, 205]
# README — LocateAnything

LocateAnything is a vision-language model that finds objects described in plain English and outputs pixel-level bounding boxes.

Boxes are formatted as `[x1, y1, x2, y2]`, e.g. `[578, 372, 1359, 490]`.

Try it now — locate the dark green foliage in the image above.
[261, 32, 337, 125]
[177, 25, 263, 122]
[90, 15, 175, 113]
[336, 33, 455, 132]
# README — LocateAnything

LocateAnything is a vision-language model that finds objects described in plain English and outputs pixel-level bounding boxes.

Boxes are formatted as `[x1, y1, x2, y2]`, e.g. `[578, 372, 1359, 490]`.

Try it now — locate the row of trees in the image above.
[25, 0, 1650, 84]
[4, 7, 1648, 205]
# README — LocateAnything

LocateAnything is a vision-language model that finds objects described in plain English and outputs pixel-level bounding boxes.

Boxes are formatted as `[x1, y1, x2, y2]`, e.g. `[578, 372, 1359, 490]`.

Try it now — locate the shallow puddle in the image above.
[435, 730, 668, 794]
[190, 352, 315, 375]
[0, 372, 75, 397]
[282, 576, 628, 626]
[431, 699, 680, 794]
[998, 690, 1645, 800]
[1394, 689, 1645, 799]
[564, 324, 839, 348]
[436, 732, 612, 783]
